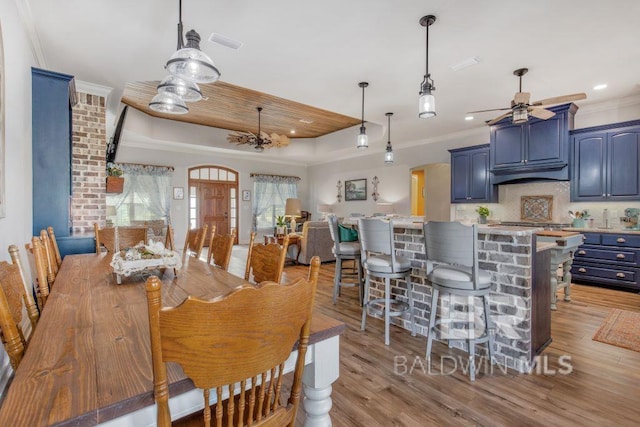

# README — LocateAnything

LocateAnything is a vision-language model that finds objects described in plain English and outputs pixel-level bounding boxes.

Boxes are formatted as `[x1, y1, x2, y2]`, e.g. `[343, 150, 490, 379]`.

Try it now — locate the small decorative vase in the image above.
[478, 215, 487, 224]
[572, 218, 586, 228]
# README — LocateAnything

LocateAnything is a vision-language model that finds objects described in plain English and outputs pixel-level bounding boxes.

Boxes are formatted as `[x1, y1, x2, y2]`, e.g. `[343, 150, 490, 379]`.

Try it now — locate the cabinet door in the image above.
[468, 149, 491, 201]
[527, 116, 564, 166]
[571, 132, 607, 201]
[608, 129, 640, 200]
[491, 125, 524, 168]
[451, 152, 471, 202]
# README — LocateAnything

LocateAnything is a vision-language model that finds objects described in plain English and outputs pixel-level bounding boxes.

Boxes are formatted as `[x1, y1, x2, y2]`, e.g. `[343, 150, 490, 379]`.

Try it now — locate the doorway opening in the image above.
[188, 166, 239, 244]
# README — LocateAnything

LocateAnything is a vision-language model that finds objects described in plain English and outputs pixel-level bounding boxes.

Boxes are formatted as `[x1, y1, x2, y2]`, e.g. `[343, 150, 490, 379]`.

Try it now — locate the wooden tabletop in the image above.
[0, 253, 344, 426]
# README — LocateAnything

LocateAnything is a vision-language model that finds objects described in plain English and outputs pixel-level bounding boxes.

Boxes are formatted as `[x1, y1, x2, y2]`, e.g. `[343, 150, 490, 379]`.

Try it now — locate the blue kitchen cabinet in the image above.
[571, 120, 640, 201]
[32, 68, 95, 257]
[490, 103, 577, 183]
[449, 144, 497, 203]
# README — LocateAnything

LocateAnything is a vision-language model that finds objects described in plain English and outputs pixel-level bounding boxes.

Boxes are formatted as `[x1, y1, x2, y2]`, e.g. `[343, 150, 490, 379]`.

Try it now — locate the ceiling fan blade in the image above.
[529, 107, 556, 120]
[486, 112, 512, 126]
[513, 92, 531, 105]
[466, 107, 512, 114]
[531, 93, 587, 106]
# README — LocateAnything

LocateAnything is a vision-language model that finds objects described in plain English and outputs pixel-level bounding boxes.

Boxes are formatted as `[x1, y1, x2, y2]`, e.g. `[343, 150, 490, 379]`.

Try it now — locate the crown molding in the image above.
[76, 80, 113, 99]
[16, 0, 47, 68]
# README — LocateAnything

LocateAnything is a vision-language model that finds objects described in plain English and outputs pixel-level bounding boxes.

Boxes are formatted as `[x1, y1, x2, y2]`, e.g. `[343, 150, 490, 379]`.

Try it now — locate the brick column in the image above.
[71, 92, 106, 233]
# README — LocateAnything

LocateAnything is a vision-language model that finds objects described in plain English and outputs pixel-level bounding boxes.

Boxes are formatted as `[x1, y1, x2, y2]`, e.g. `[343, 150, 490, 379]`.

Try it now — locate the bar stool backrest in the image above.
[358, 217, 401, 273]
[423, 221, 480, 287]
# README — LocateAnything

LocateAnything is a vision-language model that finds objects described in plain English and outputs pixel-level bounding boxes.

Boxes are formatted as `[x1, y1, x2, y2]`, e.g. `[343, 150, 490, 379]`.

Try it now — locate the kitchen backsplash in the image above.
[452, 181, 640, 228]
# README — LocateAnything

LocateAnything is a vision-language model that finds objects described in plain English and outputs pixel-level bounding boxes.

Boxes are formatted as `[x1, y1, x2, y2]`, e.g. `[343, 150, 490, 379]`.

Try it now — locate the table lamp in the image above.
[317, 203, 333, 220]
[106, 205, 117, 227]
[285, 198, 302, 232]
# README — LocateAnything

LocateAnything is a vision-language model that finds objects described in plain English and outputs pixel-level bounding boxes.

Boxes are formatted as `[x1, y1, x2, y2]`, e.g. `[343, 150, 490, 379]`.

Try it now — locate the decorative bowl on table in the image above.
[110, 241, 182, 283]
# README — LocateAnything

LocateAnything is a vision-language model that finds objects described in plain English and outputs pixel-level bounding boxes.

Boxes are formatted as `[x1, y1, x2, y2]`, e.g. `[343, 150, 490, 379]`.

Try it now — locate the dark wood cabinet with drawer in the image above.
[572, 231, 640, 290]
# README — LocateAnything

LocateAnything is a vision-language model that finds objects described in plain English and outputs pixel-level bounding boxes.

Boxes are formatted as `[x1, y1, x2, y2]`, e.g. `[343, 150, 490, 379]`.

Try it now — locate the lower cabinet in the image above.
[572, 231, 640, 290]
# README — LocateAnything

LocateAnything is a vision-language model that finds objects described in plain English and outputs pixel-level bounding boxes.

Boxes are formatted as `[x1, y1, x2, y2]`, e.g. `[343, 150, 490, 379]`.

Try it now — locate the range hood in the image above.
[489, 103, 577, 185]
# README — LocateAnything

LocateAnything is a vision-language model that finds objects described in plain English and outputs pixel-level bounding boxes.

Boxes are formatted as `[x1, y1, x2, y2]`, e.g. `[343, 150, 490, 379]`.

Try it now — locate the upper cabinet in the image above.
[449, 144, 497, 203]
[571, 121, 640, 201]
[489, 103, 578, 184]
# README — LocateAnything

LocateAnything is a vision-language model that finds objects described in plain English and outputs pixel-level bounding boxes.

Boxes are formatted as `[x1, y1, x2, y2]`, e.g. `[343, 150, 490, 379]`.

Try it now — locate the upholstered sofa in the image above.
[298, 221, 335, 265]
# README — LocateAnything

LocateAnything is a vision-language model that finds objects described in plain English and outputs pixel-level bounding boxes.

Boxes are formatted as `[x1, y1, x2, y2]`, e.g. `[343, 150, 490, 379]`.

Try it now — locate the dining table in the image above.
[0, 252, 344, 427]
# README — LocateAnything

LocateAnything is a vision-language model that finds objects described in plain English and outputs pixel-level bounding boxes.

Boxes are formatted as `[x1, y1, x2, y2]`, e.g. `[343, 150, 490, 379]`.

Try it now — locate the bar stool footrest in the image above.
[365, 297, 410, 318]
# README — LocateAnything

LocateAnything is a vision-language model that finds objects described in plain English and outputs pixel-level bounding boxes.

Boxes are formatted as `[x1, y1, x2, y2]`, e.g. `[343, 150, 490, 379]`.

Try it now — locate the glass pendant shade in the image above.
[166, 30, 220, 84]
[157, 75, 202, 102]
[357, 127, 368, 149]
[418, 89, 436, 118]
[148, 91, 188, 114]
[385, 145, 394, 164]
[512, 106, 528, 124]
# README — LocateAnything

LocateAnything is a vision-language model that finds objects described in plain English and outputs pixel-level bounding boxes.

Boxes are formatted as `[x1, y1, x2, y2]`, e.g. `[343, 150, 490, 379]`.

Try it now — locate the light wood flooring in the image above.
[225, 246, 640, 427]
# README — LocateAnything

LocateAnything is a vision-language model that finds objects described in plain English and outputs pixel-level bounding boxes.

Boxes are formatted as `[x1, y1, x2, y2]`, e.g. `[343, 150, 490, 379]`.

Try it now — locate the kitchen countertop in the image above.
[562, 227, 640, 235]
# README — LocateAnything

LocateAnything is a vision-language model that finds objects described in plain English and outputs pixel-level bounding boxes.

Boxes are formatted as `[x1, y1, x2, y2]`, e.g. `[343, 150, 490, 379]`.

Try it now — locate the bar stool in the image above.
[423, 221, 495, 381]
[327, 214, 363, 304]
[359, 217, 416, 346]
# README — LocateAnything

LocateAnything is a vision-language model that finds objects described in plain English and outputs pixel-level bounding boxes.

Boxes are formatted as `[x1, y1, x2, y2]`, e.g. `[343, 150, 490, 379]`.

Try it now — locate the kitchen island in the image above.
[364, 221, 554, 373]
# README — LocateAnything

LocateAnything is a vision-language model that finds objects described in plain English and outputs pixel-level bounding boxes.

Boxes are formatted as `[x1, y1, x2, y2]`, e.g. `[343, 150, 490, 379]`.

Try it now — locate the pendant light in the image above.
[418, 15, 437, 118]
[165, 0, 221, 84]
[149, 91, 188, 114]
[384, 112, 394, 164]
[157, 75, 202, 102]
[357, 82, 369, 149]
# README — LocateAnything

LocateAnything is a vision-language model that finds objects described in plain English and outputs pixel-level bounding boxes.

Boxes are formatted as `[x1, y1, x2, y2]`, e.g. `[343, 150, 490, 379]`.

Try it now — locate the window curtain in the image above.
[107, 163, 173, 225]
[251, 174, 299, 231]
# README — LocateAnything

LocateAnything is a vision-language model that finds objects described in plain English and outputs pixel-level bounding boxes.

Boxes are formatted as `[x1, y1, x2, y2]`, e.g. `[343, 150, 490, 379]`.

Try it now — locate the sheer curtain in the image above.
[106, 163, 173, 226]
[251, 174, 299, 231]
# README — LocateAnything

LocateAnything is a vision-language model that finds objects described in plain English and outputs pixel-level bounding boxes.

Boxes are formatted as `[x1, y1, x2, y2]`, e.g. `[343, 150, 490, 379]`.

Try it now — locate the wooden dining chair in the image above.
[165, 225, 176, 250]
[145, 256, 320, 427]
[183, 225, 208, 259]
[244, 232, 289, 284]
[118, 227, 148, 249]
[25, 236, 52, 310]
[46, 226, 63, 268]
[94, 223, 117, 253]
[0, 245, 40, 341]
[207, 227, 237, 271]
[40, 229, 59, 283]
[0, 283, 25, 370]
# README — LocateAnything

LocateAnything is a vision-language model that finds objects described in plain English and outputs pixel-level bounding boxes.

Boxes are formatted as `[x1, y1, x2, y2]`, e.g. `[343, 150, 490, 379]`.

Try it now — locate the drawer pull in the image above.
[617, 238, 626, 243]
[578, 250, 586, 255]
[578, 268, 587, 273]
[616, 273, 626, 278]
[616, 254, 626, 259]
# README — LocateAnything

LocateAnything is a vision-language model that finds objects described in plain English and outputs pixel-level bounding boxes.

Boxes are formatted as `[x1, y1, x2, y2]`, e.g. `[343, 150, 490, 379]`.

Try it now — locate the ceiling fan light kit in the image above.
[148, 0, 220, 114]
[418, 15, 437, 119]
[357, 82, 369, 149]
[226, 107, 291, 152]
[384, 112, 394, 164]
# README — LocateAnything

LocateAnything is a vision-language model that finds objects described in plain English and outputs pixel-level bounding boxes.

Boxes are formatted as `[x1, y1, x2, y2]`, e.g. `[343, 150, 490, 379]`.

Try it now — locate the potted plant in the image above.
[106, 163, 124, 193]
[569, 210, 589, 228]
[275, 215, 286, 236]
[476, 206, 490, 224]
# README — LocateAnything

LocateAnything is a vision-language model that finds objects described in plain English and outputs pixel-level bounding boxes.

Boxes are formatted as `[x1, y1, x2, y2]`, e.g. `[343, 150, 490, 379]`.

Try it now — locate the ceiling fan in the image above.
[226, 107, 290, 151]
[468, 68, 587, 126]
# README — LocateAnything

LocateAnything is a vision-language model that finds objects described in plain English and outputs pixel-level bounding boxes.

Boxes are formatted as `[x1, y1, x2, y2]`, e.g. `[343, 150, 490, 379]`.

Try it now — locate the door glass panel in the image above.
[190, 169, 199, 179]
[219, 170, 227, 181]
[228, 172, 236, 181]
[209, 168, 218, 180]
[201, 168, 209, 180]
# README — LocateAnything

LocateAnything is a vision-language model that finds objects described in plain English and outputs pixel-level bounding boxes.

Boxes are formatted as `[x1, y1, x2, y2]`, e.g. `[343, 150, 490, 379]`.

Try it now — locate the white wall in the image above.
[0, 0, 39, 399]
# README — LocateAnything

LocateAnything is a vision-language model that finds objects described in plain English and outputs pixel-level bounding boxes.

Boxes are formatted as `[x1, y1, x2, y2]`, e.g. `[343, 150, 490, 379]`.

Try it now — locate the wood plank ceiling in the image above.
[121, 80, 361, 139]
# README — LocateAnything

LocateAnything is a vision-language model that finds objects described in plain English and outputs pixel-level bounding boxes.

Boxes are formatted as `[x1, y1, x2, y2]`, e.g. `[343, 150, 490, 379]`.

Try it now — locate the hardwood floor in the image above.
[226, 246, 640, 426]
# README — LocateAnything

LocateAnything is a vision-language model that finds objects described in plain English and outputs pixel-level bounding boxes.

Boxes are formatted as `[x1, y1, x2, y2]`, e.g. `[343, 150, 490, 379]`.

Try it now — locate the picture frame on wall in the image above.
[242, 190, 251, 201]
[345, 179, 367, 201]
[173, 187, 184, 200]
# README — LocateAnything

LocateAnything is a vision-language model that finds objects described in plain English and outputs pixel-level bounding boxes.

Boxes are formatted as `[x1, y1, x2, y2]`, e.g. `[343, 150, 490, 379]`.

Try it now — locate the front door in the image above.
[188, 166, 239, 245]
[198, 181, 230, 243]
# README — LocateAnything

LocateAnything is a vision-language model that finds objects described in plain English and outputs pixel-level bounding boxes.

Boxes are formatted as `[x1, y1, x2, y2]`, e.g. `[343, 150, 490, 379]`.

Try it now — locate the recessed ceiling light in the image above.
[465, 116, 474, 121]
[290, 130, 296, 134]
[450, 57, 481, 72]
[593, 83, 608, 91]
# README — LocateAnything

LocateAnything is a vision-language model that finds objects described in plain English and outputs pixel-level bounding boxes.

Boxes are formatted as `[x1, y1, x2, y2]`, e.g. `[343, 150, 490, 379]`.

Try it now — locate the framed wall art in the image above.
[345, 179, 367, 201]
[173, 187, 184, 200]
